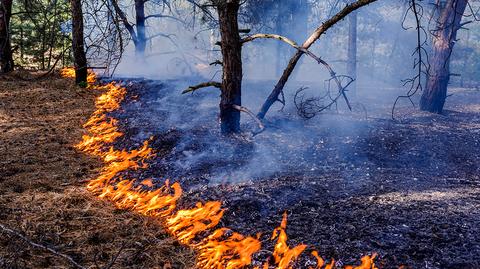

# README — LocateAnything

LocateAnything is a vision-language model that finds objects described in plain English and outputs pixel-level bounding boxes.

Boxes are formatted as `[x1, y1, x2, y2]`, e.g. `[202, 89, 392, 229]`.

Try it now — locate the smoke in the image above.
[105, 0, 443, 188]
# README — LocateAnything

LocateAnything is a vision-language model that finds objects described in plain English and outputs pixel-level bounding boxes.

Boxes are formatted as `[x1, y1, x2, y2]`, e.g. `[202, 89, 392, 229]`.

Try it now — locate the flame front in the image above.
[61, 67, 97, 84]
[268, 212, 307, 269]
[71, 72, 378, 269]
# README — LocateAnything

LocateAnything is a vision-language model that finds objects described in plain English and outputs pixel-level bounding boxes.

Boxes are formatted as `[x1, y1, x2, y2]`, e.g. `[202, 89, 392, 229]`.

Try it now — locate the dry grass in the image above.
[0, 71, 195, 269]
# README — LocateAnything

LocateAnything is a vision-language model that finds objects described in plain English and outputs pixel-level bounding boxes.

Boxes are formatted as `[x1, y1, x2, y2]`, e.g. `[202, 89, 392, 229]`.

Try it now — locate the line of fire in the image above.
[1, 1, 479, 269]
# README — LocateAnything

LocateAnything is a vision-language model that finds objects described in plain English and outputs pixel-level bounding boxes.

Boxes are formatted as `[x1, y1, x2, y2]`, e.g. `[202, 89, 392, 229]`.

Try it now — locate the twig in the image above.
[0, 223, 86, 269]
[102, 242, 126, 269]
[232, 105, 265, 136]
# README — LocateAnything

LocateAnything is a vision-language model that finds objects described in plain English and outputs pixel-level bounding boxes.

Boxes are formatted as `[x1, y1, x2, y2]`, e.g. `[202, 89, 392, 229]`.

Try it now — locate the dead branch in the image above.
[241, 33, 299, 47]
[294, 74, 355, 119]
[182, 81, 222, 94]
[232, 105, 265, 135]
[102, 242, 126, 269]
[392, 0, 428, 119]
[257, 0, 378, 119]
[209, 60, 223, 66]
[0, 223, 86, 269]
[110, 0, 138, 44]
[243, 33, 352, 111]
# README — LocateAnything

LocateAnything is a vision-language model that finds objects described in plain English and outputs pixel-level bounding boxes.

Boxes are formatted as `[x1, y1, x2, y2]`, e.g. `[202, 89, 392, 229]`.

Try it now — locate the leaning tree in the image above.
[184, 0, 379, 135]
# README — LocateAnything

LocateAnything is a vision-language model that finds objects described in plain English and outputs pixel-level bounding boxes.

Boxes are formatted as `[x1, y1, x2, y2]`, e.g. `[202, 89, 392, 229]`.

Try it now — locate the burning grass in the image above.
[0, 70, 194, 268]
[68, 67, 378, 269]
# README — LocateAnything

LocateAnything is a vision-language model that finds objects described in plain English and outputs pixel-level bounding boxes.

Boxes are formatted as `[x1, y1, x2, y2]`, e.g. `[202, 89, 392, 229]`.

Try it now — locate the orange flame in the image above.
[197, 228, 262, 269]
[268, 212, 307, 269]
[71, 73, 380, 269]
[60, 67, 97, 84]
[344, 253, 378, 269]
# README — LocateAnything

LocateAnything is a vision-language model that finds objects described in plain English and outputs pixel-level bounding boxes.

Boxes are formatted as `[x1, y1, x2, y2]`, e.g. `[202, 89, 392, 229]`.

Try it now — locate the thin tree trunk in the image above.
[135, 0, 146, 57]
[347, 11, 358, 94]
[0, 0, 13, 73]
[70, 0, 88, 85]
[420, 0, 468, 113]
[257, 0, 377, 119]
[48, 0, 58, 69]
[217, 1, 242, 134]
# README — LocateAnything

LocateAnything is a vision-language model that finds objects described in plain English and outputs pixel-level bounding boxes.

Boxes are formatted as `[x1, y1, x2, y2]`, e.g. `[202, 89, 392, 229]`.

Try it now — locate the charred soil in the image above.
[112, 79, 480, 269]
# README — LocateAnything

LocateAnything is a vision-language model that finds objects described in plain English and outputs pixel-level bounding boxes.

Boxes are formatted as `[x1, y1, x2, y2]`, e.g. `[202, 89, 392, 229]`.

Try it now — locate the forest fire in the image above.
[2, 0, 479, 267]
[60, 67, 97, 84]
[63, 68, 378, 269]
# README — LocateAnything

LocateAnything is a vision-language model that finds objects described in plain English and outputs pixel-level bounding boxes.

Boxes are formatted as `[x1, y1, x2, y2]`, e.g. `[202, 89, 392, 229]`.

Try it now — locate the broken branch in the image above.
[0, 223, 86, 269]
[232, 105, 265, 135]
[257, 0, 378, 119]
[182, 82, 222, 94]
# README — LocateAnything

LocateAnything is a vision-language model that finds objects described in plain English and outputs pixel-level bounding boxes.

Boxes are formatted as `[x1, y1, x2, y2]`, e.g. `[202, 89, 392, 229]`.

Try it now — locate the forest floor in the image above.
[1, 73, 479, 269]
[0, 72, 194, 269]
[111, 79, 480, 269]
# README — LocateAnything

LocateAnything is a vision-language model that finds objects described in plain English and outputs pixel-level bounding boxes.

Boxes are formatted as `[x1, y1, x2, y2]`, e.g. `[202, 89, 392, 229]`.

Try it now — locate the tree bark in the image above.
[135, 0, 146, 57]
[420, 0, 468, 113]
[0, 0, 14, 73]
[70, 0, 88, 85]
[257, 0, 378, 119]
[347, 11, 358, 94]
[217, 0, 242, 134]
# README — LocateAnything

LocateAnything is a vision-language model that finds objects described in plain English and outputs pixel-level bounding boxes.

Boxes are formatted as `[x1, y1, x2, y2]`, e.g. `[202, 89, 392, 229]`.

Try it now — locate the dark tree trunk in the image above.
[70, 0, 88, 85]
[135, 0, 146, 57]
[347, 11, 358, 94]
[0, 0, 14, 73]
[420, 0, 468, 113]
[217, 1, 242, 134]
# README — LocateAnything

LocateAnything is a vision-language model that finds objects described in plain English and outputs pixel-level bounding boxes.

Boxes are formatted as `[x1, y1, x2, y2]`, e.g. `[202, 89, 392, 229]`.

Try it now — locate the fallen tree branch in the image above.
[182, 81, 222, 94]
[232, 105, 265, 135]
[294, 75, 355, 119]
[0, 223, 86, 269]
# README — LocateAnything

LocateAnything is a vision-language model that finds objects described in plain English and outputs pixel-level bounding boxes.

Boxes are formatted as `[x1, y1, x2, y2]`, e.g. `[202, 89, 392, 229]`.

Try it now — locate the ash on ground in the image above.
[111, 78, 480, 269]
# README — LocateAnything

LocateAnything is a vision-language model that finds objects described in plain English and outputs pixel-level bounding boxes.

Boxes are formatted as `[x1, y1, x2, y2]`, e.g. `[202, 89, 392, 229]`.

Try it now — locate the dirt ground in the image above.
[0, 72, 194, 269]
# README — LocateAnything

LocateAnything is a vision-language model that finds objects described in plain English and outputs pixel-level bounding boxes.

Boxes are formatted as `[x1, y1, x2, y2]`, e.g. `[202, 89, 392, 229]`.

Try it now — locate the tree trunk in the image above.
[257, 0, 377, 119]
[0, 0, 14, 73]
[420, 0, 468, 113]
[217, 1, 242, 134]
[347, 11, 358, 94]
[135, 0, 146, 57]
[70, 0, 88, 85]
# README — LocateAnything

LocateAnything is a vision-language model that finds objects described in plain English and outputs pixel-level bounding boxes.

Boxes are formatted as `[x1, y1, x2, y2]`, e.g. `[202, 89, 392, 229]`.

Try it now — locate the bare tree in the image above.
[183, 0, 245, 135]
[0, 0, 13, 73]
[420, 0, 469, 113]
[70, 0, 88, 84]
[216, 0, 242, 134]
[111, 0, 178, 58]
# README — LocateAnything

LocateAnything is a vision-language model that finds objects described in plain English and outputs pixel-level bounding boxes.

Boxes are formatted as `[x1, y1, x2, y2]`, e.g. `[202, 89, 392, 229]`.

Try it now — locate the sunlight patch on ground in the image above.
[374, 188, 480, 208]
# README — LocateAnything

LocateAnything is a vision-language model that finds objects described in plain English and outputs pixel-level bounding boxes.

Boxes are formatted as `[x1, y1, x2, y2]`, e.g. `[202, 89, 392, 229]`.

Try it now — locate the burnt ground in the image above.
[0, 73, 194, 269]
[112, 79, 480, 269]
